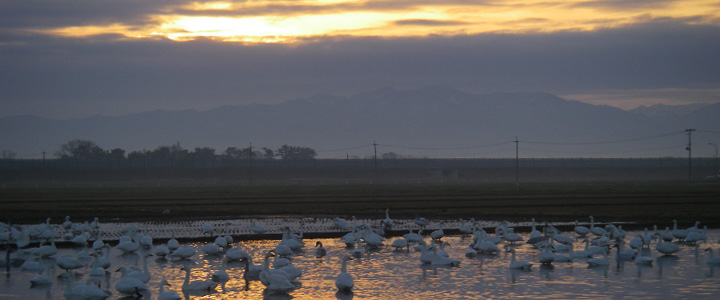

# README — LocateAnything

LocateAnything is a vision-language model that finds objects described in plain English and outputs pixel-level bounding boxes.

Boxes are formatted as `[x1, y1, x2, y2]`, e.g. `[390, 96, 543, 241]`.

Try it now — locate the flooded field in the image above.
[3, 220, 720, 299]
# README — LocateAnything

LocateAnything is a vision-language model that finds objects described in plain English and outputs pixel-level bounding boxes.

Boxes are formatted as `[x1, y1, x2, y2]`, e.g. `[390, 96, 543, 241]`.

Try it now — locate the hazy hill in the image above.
[1, 88, 718, 159]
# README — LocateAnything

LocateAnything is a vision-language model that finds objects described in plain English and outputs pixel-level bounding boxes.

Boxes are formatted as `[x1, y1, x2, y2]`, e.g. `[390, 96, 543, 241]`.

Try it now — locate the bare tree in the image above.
[55, 139, 104, 159]
[1, 149, 17, 159]
[277, 145, 317, 160]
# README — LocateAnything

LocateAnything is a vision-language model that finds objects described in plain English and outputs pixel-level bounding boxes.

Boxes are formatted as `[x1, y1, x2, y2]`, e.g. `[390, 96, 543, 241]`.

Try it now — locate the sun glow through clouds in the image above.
[23, 0, 720, 43]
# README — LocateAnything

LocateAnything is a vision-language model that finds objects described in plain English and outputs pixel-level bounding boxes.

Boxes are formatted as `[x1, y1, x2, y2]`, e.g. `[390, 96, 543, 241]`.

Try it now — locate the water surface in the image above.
[4, 230, 720, 299]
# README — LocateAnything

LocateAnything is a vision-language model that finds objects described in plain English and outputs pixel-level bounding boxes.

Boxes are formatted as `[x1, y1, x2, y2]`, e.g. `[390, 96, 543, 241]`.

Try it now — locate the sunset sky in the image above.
[2, 0, 720, 118]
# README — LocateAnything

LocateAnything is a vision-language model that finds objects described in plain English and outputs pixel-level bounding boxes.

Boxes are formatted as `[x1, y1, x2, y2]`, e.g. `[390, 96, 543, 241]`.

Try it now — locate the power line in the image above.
[521, 143, 687, 156]
[522, 131, 685, 146]
[317, 144, 373, 153]
[377, 141, 514, 151]
[696, 129, 720, 134]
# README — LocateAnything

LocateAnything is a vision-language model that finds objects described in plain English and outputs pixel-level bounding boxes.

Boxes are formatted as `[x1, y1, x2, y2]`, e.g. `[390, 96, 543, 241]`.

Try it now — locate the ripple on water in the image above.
[3, 229, 720, 299]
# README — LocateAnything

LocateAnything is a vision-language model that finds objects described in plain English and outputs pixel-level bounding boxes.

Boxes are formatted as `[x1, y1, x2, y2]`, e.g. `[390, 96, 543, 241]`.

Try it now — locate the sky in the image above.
[1, 0, 720, 119]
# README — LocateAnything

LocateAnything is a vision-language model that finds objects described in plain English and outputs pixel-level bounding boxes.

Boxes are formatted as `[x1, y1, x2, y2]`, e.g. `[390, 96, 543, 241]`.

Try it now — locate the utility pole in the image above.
[710, 142, 718, 179]
[515, 137, 519, 185]
[373, 141, 378, 183]
[41, 150, 46, 169]
[249, 142, 253, 182]
[686, 128, 695, 182]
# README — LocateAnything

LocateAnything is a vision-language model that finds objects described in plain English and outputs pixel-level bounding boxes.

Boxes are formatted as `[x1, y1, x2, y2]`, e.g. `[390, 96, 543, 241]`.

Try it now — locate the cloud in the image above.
[1, 18, 719, 118]
[393, 19, 469, 26]
[571, 0, 677, 10]
[0, 0, 186, 29]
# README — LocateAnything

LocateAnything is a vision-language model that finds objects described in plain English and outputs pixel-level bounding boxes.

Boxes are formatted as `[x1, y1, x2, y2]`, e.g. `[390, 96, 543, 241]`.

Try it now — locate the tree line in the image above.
[53, 139, 318, 160]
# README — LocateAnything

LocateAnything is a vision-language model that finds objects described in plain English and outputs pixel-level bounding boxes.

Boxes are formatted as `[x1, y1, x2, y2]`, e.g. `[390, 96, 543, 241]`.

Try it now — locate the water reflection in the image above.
[3, 230, 720, 299]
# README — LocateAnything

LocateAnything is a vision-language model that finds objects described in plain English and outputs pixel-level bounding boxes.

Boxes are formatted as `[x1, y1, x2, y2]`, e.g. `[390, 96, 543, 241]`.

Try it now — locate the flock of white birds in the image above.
[2, 210, 720, 299]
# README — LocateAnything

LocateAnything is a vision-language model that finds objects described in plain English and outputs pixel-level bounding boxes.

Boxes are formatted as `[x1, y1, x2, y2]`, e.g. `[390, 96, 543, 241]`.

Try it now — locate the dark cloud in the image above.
[1, 18, 719, 118]
[0, 0, 190, 29]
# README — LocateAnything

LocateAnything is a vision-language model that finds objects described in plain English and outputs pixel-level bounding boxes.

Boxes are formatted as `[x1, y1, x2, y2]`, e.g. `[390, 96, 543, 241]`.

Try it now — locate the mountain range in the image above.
[1, 87, 718, 159]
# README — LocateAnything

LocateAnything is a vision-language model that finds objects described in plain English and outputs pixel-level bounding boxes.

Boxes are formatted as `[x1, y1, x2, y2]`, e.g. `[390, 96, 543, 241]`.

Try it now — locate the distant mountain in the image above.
[629, 103, 711, 118]
[1, 88, 718, 159]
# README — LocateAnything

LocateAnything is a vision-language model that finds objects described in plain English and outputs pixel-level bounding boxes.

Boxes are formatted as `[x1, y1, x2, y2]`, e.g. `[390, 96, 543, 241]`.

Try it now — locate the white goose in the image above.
[154, 243, 170, 258]
[431, 246, 460, 267]
[117, 253, 152, 283]
[508, 248, 532, 270]
[56, 255, 83, 274]
[574, 220, 590, 237]
[169, 246, 196, 260]
[671, 219, 688, 241]
[201, 242, 223, 256]
[336, 255, 354, 292]
[115, 277, 148, 296]
[705, 248, 720, 265]
[458, 219, 473, 235]
[404, 229, 423, 243]
[415, 216, 430, 228]
[569, 240, 593, 259]
[115, 235, 140, 254]
[634, 251, 653, 266]
[382, 208, 393, 228]
[538, 243, 555, 264]
[391, 237, 409, 252]
[202, 223, 214, 236]
[334, 217, 349, 231]
[589, 216, 607, 237]
[212, 258, 230, 287]
[167, 233, 180, 251]
[181, 265, 218, 293]
[259, 252, 295, 294]
[587, 249, 610, 267]
[252, 221, 268, 234]
[656, 240, 681, 255]
[158, 279, 181, 300]
[686, 226, 707, 244]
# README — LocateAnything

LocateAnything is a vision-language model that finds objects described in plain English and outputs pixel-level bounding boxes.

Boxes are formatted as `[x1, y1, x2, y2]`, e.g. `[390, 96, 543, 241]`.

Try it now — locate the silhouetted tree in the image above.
[105, 148, 126, 160]
[169, 142, 188, 159]
[262, 147, 276, 159]
[148, 146, 171, 159]
[277, 145, 317, 160]
[223, 147, 251, 160]
[149, 142, 187, 160]
[1, 150, 16, 159]
[192, 147, 216, 160]
[55, 139, 104, 159]
[127, 150, 146, 160]
[381, 152, 400, 159]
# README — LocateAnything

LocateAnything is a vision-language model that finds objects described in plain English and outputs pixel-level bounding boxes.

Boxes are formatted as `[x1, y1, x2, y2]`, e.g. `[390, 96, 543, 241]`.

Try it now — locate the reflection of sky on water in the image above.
[4, 230, 720, 299]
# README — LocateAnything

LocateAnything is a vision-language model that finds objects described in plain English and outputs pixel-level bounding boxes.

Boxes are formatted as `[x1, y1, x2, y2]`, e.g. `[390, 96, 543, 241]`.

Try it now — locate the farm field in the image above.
[2, 181, 719, 227]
